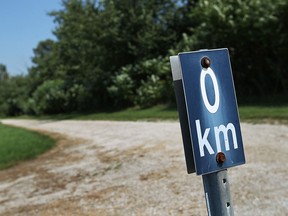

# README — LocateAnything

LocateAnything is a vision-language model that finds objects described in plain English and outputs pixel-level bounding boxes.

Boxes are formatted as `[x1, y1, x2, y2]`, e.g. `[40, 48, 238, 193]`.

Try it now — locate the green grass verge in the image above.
[13, 105, 179, 121]
[73, 105, 179, 121]
[0, 124, 55, 170]
[71, 105, 288, 123]
[5, 104, 288, 123]
[63, 105, 288, 123]
[239, 106, 288, 123]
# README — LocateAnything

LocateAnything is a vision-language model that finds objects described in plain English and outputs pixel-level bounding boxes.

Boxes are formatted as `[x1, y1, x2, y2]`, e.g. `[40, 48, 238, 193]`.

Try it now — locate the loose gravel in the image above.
[0, 120, 287, 216]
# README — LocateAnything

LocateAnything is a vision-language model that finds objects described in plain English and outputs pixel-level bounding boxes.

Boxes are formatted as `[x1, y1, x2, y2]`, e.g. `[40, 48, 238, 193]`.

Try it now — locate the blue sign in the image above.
[173, 48, 245, 175]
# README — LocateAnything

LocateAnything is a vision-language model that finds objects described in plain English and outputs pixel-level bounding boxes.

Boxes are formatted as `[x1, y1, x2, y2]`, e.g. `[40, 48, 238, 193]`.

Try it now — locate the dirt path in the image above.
[0, 120, 287, 216]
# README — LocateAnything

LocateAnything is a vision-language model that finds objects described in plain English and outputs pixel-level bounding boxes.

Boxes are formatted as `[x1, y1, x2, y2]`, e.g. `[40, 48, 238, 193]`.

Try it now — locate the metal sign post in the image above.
[170, 48, 245, 216]
[203, 170, 233, 216]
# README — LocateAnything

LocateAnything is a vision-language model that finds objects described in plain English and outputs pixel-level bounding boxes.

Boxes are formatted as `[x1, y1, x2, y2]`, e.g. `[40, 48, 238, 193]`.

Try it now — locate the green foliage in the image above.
[173, 0, 288, 97]
[0, 64, 9, 81]
[0, 75, 31, 116]
[25, 0, 180, 112]
[0, 123, 55, 169]
[107, 69, 135, 107]
[136, 74, 164, 107]
[108, 57, 173, 107]
[1, 0, 288, 116]
[31, 79, 68, 114]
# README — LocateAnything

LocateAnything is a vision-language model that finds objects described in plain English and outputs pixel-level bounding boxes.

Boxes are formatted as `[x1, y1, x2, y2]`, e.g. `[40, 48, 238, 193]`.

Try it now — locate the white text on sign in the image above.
[200, 67, 220, 114]
[196, 120, 238, 157]
[197, 66, 238, 157]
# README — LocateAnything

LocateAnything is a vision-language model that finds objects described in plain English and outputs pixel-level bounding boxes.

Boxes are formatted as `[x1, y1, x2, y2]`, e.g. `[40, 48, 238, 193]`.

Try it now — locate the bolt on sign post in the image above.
[170, 48, 245, 216]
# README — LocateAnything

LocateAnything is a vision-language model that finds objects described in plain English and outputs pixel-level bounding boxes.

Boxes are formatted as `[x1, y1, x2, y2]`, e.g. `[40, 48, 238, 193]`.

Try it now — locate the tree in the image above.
[23, 0, 288, 116]
[0, 64, 9, 81]
[173, 0, 288, 98]
[28, 0, 181, 112]
[0, 75, 30, 116]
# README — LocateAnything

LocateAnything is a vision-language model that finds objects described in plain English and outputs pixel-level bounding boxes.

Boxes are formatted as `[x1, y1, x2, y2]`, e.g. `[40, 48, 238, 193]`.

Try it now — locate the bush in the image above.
[0, 76, 30, 116]
[31, 79, 68, 114]
[108, 57, 174, 108]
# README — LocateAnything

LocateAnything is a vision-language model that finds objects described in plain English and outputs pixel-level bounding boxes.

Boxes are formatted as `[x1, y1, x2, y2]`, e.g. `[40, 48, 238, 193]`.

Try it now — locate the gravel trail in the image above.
[0, 120, 287, 216]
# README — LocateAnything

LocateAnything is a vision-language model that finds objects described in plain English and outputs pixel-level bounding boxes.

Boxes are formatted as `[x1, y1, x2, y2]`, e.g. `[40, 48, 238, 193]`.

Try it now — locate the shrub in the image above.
[31, 79, 68, 114]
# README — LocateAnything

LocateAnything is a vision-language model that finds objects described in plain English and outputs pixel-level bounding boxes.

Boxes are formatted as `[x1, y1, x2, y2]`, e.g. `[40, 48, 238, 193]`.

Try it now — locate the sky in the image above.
[0, 1, 63, 76]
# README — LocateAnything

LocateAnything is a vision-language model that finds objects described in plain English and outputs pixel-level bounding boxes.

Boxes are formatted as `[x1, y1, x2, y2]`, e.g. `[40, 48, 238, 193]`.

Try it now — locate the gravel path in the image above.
[0, 120, 287, 216]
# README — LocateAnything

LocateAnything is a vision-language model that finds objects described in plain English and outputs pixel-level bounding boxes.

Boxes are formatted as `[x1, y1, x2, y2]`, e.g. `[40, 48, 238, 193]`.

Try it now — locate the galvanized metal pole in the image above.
[202, 169, 234, 216]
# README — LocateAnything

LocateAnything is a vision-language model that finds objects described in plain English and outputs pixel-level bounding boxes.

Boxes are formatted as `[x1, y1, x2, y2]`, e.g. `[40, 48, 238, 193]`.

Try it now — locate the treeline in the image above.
[0, 0, 287, 116]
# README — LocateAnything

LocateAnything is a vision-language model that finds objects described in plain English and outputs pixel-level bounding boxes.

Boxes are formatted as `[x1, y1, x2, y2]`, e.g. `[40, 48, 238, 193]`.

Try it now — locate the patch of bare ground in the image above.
[0, 120, 287, 215]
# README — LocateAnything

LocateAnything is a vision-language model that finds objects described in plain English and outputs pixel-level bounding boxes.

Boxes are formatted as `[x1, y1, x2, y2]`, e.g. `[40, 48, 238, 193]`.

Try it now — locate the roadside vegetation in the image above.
[0, 124, 55, 170]
[239, 106, 288, 123]
[6, 105, 288, 123]
[80, 106, 288, 123]
[0, 0, 287, 117]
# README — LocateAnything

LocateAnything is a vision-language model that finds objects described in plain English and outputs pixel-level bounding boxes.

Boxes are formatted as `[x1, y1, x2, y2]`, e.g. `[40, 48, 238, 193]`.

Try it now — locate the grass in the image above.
[8, 104, 288, 123]
[0, 123, 55, 170]
[72, 105, 288, 123]
[73, 105, 179, 121]
[239, 106, 288, 123]
[13, 105, 179, 121]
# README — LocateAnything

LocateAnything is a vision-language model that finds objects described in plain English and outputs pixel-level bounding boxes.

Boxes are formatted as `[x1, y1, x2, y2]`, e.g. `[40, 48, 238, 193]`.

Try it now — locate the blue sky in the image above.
[0, 1, 62, 75]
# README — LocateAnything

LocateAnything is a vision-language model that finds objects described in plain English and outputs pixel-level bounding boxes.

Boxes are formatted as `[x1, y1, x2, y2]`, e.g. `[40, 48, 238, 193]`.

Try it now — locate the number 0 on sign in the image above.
[171, 48, 245, 175]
